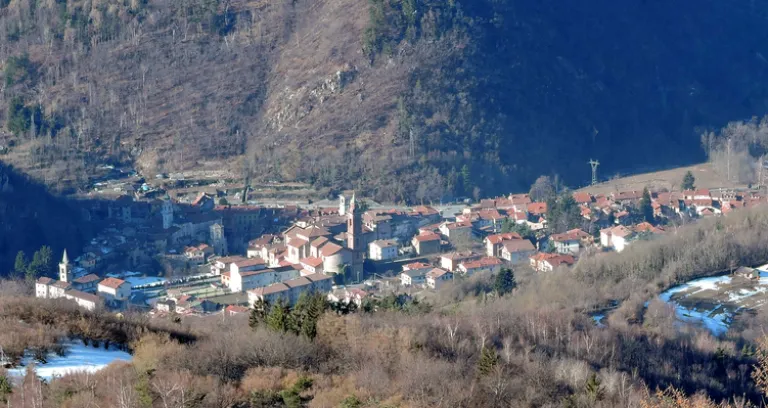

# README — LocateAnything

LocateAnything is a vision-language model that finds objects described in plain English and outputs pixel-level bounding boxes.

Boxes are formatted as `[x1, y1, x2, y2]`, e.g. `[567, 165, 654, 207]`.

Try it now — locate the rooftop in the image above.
[98, 277, 128, 289]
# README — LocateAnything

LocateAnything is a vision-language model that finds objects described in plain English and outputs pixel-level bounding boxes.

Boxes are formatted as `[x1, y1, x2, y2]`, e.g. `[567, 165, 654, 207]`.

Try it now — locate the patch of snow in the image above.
[659, 276, 730, 302]
[126, 276, 167, 287]
[591, 314, 606, 327]
[7, 340, 132, 381]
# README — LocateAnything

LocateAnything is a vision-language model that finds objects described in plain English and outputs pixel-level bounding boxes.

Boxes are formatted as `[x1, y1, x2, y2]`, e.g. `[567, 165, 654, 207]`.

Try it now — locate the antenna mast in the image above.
[588, 159, 600, 186]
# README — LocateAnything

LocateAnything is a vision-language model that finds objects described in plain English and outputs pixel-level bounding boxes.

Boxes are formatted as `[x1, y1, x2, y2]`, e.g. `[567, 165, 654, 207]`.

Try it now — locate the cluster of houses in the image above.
[35, 251, 132, 311]
[42, 182, 768, 315]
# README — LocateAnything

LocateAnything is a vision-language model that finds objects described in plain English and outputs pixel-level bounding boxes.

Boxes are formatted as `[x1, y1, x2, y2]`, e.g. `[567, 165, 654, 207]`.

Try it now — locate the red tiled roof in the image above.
[413, 232, 441, 242]
[572, 192, 593, 204]
[226, 305, 249, 314]
[486, 232, 522, 244]
[301, 257, 324, 268]
[319, 242, 344, 257]
[73, 274, 100, 284]
[544, 255, 576, 268]
[37, 277, 53, 285]
[404, 262, 432, 270]
[460, 257, 502, 269]
[98, 277, 127, 289]
[233, 258, 266, 268]
[527, 202, 547, 215]
[503, 239, 536, 253]
[426, 268, 451, 279]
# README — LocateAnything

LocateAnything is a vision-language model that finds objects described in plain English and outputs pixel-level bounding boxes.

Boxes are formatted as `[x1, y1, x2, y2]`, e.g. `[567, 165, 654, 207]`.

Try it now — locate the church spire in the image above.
[61, 249, 69, 265]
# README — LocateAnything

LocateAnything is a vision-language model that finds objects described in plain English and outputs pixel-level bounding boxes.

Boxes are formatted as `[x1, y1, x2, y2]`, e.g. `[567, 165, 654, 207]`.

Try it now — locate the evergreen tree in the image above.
[249, 298, 270, 329]
[476, 346, 499, 376]
[682, 170, 696, 190]
[585, 373, 604, 401]
[460, 164, 472, 195]
[0, 375, 11, 403]
[639, 187, 654, 223]
[494, 268, 516, 296]
[13, 250, 27, 278]
[266, 298, 290, 333]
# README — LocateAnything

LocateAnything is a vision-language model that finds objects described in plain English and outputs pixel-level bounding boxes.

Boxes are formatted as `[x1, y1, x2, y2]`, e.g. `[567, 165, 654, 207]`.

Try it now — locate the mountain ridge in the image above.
[0, 0, 767, 201]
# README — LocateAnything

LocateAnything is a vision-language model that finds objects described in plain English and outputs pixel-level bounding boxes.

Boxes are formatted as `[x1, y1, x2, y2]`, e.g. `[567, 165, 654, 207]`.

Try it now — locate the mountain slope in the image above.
[1, 0, 768, 201]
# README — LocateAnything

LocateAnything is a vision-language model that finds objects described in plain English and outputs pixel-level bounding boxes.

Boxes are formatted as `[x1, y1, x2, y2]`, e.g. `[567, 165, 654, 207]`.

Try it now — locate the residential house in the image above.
[484, 233, 523, 257]
[64, 289, 103, 311]
[440, 251, 481, 271]
[426, 268, 453, 290]
[400, 262, 433, 286]
[572, 192, 594, 205]
[600, 225, 635, 252]
[411, 233, 441, 255]
[529, 253, 576, 272]
[97, 277, 132, 302]
[549, 229, 592, 255]
[184, 243, 213, 264]
[72, 274, 100, 293]
[327, 287, 370, 306]
[458, 257, 503, 276]
[247, 273, 334, 306]
[500, 239, 536, 263]
[527, 202, 547, 217]
[300, 257, 325, 275]
[369, 239, 399, 261]
[439, 221, 473, 242]
[225, 305, 250, 316]
[211, 255, 247, 275]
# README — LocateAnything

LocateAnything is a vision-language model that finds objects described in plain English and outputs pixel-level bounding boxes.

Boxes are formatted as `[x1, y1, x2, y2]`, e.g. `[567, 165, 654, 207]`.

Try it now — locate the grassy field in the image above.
[577, 162, 745, 194]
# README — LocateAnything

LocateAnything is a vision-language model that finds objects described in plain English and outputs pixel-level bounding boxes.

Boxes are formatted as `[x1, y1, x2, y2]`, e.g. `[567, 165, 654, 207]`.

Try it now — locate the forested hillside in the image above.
[1, 0, 767, 201]
[0, 162, 89, 272]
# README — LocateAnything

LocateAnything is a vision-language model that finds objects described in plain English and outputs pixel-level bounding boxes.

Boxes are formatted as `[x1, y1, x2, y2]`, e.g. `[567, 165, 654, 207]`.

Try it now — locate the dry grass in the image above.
[577, 162, 744, 195]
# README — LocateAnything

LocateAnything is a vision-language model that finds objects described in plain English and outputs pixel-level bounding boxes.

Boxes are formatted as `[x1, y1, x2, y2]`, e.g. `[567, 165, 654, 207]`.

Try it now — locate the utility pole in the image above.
[589, 159, 600, 186]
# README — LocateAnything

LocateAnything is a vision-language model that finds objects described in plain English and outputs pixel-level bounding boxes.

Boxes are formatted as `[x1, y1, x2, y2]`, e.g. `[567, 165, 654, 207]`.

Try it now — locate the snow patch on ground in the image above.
[7, 340, 132, 381]
[125, 276, 167, 286]
[659, 272, 768, 336]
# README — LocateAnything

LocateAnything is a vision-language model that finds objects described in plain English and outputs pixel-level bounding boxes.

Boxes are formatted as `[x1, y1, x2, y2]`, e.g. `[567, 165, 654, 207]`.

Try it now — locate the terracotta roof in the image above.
[442, 221, 472, 230]
[98, 277, 128, 289]
[73, 274, 100, 284]
[426, 268, 451, 279]
[603, 225, 633, 238]
[404, 262, 432, 270]
[572, 192, 594, 204]
[37, 277, 54, 285]
[413, 232, 441, 242]
[305, 273, 334, 283]
[300, 257, 324, 268]
[233, 258, 266, 268]
[53, 281, 72, 289]
[460, 257, 503, 269]
[634, 222, 665, 234]
[216, 256, 247, 265]
[412, 205, 439, 216]
[551, 229, 590, 242]
[502, 239, 536, 253]
[226, 305, 249, 314]
[486, 232, 522, 244]
[310, 236, 329, 248]
[544, 255, 576, 268]
[508, 194, 532, 205]
[527, 202, 547, 215]
[251, 283, 290, 296]
[319, 242, 344, 257]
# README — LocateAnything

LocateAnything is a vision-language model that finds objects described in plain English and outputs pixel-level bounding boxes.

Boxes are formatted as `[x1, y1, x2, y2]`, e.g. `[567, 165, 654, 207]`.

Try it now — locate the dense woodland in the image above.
[0, 162, 90, 273]
[4, 207, 768, 406]
[0, 0, 767, 200]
